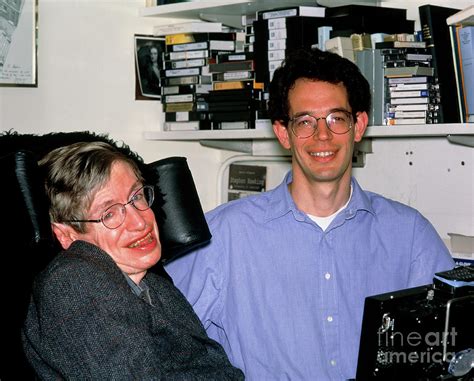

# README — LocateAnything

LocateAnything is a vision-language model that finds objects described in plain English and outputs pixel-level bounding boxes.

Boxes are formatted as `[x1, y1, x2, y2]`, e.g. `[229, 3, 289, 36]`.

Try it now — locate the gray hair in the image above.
[39, 141, 144, 233]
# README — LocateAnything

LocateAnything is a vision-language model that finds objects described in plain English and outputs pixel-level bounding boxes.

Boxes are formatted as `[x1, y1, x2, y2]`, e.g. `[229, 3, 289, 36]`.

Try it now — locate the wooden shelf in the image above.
[144, 122, 474, 141]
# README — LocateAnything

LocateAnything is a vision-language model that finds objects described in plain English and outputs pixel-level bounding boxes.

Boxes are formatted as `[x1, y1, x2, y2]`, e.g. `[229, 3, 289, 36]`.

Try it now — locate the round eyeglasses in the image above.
[288, 110, 353, 138]
[63, 185, 154, 230]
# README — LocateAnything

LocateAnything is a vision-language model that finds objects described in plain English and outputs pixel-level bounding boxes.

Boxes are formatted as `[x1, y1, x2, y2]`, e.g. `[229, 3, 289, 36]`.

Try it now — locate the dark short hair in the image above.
[268, 48, 371, 125]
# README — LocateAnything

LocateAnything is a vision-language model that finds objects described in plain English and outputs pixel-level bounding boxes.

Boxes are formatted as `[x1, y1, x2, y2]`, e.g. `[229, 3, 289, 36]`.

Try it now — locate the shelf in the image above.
[139, 0, 317, 20]
[144, 122, 474, 141]
[144, 120, 274, 141]
[365, 123, 474, 138]
[139, 0, 377, 27]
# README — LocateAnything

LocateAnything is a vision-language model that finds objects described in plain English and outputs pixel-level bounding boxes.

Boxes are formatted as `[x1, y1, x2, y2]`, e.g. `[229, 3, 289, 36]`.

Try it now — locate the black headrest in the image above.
[146, 156, 211, 264]
[1, 149, 57, 267]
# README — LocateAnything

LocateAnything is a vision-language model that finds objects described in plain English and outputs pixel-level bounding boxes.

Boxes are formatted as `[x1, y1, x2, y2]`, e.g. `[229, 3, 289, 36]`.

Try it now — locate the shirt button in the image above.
[330, 360, 336, 366]
[325, 272, 331, 280]
[327, 316, 333, 322]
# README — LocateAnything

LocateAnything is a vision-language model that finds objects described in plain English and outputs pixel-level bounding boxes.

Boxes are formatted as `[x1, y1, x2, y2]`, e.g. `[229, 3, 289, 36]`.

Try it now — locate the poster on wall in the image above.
[0, 0, 37, 87]
[134, 35, 165, 100]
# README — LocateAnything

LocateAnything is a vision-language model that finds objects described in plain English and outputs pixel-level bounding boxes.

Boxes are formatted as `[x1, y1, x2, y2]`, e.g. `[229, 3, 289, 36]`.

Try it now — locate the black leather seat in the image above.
[0, 131, 211, 380]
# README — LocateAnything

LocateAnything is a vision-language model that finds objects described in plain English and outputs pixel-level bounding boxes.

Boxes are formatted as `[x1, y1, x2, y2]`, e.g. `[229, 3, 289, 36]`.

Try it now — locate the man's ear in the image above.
[353, 111, 369, 143]
[52, 223, 78, 250]
[273, 120, 291, 150]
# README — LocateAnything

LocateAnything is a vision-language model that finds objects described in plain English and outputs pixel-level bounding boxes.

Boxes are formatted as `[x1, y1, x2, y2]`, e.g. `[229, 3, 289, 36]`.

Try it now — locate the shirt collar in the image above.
[122, 272, 153, 305]
[264, 171, 375, 222]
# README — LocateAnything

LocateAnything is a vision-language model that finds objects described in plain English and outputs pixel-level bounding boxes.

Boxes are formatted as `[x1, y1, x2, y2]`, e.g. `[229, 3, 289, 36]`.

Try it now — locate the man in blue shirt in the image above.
[165, 48, 455, 380]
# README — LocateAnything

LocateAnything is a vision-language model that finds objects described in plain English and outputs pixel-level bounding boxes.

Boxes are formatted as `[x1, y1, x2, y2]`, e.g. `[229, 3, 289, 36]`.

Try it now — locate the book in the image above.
[208, 100, 256, 112]
[153, 21, 223, 36]
[389, 83, 437, 91]
[380, 50, 433, 62]
[257, 6, 325, 20]
[164, 49, 211, 61]
[161, 67, 203, 78]
[351, 33, 373, 51]
[389, 97, 434, 105]
[253, 16, 331, 84]
[208, 110, 256, 122]
[163, 75, 212, 86]
[267, 18, 288, 30]
[386, 118, 429, 125]
[163, 93, 196, 103]
[212, 71, 254, 82]
[268, 28, 288, 40]
[163, 101, 208, 112]
[419, 4, 461, 123]
[388, 76, 431, 84]
[161, 84, 212, 95]
[213, 121, 254, 130]
[325, 4, 407, 19]
[384, 66, 434, 77]
[386, 110, 434, 119]
[163, 58, 211, 70]
[459, 26, 474, 120]
[375, 41, 426, 49]
[168, 40, 238, 52]
[389, 90, 431, 98]
[216, 52, 254, 64]
[327, 15, 415, 36]
[163, 121, 201, 131]
[208, 60, 254, 73]
[165, 111, 208, 122]
[446, 5, 474, 26]
[212, 80, 263, 91]
[388, 103, 439, 111]
[325, 36, 355, 62]
[268, 49, 286, 61]
[207, 88, 262, 102]
[165, 32, 241, 45]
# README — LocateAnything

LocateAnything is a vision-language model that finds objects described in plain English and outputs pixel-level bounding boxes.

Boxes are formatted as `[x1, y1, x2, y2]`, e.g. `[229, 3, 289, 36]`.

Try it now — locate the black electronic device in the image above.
[356, 266, 474, 380]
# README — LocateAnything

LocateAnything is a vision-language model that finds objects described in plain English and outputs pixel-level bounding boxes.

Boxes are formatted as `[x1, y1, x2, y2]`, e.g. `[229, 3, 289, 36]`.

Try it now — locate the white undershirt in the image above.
[307, 185, 353, 231]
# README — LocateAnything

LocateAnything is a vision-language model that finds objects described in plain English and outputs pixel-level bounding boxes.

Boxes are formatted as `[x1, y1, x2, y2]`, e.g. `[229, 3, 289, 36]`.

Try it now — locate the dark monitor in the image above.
[355, 270, 474, 380]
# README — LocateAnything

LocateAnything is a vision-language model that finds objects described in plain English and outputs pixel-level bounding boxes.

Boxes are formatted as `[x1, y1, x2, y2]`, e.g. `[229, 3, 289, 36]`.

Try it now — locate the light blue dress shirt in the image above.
[166, 172, 454, 381]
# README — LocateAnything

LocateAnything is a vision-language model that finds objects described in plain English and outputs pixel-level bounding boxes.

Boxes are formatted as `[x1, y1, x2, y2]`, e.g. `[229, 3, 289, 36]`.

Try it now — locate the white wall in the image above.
[0, 0, 220, 212]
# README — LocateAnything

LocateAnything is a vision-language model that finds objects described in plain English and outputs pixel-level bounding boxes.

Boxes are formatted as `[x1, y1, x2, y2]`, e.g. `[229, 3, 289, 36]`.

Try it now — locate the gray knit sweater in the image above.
[22, 240, 244, 380]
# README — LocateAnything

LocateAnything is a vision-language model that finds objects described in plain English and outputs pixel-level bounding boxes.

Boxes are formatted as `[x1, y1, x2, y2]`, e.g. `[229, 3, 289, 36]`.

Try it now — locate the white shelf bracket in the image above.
[447, 135, 474, 148]
[199, 13, 244, 28]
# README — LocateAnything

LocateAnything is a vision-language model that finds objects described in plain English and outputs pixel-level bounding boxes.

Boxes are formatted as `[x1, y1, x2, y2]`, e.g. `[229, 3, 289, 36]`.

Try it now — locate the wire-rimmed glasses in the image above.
[288, 110, 353, 138]
[63, 185, 154, 230]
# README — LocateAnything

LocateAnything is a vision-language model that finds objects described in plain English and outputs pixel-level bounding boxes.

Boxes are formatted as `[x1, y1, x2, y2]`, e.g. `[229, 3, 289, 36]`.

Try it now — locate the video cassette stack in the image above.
[206, 88, 266, 130]
[253, 7, 327, 88]
[209, 53, 260, 91]
[376, 40, 441, 125]
[160, 31, 245, 131]
[244, 14, 256, 54]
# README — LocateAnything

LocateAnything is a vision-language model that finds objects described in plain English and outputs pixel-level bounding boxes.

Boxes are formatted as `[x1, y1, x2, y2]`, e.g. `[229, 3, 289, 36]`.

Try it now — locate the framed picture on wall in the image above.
[0, 0, 38, 87]
[134, 35, 165, 100]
